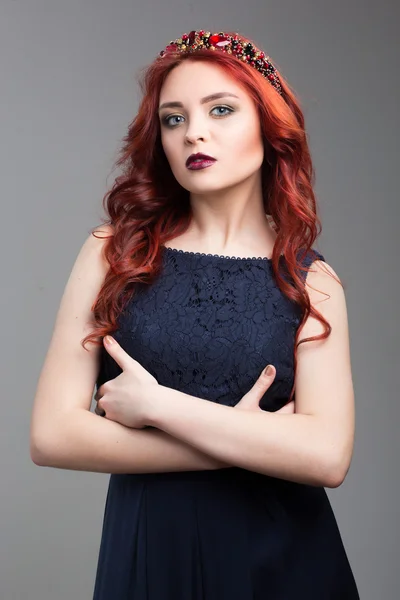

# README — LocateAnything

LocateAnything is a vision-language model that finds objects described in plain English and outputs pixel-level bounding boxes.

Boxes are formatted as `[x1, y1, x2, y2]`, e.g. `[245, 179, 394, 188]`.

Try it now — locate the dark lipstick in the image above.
[186, 152, 217, 170]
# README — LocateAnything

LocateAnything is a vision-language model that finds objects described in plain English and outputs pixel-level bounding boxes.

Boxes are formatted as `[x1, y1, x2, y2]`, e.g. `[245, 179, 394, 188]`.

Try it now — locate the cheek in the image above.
[161, 132, 173, 162]
[162, 134, 183, 172]
[229, 123, 264, 167]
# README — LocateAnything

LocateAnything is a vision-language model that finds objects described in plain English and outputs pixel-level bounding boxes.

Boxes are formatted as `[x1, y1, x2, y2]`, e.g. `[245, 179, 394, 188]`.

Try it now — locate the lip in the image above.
[187, 160, 216, 171]
[186, 152, 216, 168]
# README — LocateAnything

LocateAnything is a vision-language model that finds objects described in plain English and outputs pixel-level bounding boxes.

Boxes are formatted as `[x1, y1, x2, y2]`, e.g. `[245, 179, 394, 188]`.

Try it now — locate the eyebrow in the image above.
[158, 92, 240, 112]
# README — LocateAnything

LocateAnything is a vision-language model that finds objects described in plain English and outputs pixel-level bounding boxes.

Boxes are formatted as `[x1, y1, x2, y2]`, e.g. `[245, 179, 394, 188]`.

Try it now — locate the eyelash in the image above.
[162, 105, 234, 128]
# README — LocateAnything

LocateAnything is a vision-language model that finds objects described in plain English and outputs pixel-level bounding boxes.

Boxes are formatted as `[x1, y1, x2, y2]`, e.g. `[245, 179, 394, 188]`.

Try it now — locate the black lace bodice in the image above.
[96, 246, 325, 412]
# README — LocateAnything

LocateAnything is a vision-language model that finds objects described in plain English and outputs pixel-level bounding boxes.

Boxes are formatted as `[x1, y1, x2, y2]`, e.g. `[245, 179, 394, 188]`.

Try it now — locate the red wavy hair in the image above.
[82, 31, 340, 402]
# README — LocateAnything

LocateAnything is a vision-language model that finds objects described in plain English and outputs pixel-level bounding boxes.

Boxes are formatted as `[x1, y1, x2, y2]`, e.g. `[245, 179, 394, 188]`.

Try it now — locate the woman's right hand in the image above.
[235, 364, 295, 414]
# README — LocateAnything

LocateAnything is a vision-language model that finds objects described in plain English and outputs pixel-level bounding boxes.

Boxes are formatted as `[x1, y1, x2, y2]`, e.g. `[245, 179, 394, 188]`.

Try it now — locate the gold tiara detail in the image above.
[159, 30, 283, 96]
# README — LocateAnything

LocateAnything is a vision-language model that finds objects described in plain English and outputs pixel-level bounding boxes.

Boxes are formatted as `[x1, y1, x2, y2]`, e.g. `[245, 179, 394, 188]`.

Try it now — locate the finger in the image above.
[252, 364, 276, 393]
[95, 403, 106, 417]
[237, 366, 275, 409]
[103, 336, 136, 371]
[94, 383, 106, 401]
[97, 394, 108, 415]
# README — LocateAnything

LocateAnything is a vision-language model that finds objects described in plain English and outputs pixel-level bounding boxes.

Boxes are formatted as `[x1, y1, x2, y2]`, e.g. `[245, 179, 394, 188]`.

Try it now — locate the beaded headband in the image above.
[159, 30, 283, 96]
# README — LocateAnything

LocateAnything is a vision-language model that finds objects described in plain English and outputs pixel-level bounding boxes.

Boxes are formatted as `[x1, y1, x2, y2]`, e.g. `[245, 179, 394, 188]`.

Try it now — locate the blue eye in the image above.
[164, 115, 184, 127]
[210, 106, 233, 117]
[162, 105, 234, 127]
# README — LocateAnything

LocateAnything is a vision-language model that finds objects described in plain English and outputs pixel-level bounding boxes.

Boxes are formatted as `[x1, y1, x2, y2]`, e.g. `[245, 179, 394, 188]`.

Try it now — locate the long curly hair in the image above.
[82, 31, 340, 403]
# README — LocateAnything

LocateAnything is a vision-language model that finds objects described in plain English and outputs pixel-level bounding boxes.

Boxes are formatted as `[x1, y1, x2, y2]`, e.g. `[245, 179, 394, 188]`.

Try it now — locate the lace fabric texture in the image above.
[96, 246, 325, 412]
[92, 245, 362, 600]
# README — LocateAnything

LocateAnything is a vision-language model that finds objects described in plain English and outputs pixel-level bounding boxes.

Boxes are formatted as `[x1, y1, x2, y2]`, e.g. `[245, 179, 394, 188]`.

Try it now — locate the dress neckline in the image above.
[162, 246, 275, 262]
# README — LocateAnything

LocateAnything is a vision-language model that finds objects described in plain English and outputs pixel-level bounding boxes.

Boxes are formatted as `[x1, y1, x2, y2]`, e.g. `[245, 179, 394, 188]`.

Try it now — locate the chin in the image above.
[181, 175, 239, 194]
[186, 184, 230, 196]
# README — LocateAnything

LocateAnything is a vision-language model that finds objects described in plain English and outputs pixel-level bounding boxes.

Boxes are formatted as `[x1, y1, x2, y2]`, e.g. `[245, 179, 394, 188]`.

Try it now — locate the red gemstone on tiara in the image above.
[159, 32, 282, 95]
[209, 34, 230, 46]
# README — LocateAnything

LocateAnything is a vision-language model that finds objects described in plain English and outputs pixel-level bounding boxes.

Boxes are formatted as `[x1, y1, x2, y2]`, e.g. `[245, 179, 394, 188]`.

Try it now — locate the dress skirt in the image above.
[92, 467, 360, 599]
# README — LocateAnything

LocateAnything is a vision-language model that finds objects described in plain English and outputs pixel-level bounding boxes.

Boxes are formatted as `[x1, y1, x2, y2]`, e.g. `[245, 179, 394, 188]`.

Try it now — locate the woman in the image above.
[30, 29, 360, 599]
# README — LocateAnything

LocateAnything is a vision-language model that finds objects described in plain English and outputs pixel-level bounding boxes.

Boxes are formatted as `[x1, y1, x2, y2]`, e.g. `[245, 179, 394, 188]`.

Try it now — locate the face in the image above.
[158, 60, 264, 195]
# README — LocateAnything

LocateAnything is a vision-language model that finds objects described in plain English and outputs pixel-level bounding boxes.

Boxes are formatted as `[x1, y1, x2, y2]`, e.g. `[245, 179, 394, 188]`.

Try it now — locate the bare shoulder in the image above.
[86, 222, 115, 261]
[30, 223, 115, 461]
[63, 224, 114, 294]
[305, 258, 342, 303]
[298, 258, 346, 340]
[295, 257, 355, 486]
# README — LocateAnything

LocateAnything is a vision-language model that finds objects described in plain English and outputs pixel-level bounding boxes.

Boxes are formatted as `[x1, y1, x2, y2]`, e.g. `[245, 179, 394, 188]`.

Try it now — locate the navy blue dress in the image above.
[92, 246, 360, 599]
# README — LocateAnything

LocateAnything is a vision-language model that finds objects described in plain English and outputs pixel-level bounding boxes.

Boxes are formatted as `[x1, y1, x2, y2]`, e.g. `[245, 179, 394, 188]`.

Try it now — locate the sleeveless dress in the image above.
[92, 246, 360, 599]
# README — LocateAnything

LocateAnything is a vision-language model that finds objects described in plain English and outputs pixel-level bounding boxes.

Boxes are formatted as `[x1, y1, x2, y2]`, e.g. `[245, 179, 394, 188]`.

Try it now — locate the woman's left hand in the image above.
[94, 336, 159, 429]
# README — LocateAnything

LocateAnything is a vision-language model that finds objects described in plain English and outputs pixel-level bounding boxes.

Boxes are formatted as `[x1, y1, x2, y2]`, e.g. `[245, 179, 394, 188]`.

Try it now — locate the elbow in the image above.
[323, 448, 353, 489]
[324, 466, 345, 489]
[30, 410, 77, 467]
[30, 408, 91, 468]
[30, 424, 60, 467]
[30, 444, 45, 466]
[30, 414, 54, 466]
[30, 435, 51, 466]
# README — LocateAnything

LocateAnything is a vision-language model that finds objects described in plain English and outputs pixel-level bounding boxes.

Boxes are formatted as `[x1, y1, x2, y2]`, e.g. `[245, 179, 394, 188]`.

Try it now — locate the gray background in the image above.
[1, 0, 398, 598]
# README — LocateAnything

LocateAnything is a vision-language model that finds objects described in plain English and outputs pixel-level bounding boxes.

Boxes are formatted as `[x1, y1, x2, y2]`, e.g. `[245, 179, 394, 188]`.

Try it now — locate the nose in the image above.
[185, 130, 206, 145]
[184, 117, 209, 145]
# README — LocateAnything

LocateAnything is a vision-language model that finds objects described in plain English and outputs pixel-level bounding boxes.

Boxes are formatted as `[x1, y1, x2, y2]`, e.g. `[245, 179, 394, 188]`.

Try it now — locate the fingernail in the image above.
[264, 365, 273, 376]
[104, 335, 114, 345]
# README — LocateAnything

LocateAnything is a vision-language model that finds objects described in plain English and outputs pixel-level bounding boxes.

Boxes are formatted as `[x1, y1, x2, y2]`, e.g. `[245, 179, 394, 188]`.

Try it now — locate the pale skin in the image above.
[30, 60, 355, 487]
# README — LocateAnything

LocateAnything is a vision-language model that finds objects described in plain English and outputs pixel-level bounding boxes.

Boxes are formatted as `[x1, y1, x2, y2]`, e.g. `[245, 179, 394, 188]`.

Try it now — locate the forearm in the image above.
[31, 409, 232, 474]
[148, 387, 341, 488]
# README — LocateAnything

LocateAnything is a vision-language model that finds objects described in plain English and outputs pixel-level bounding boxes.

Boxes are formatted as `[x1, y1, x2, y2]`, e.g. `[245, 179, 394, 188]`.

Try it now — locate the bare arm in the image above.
[146, 261, 355, 489]
[30, 227, 230, 473]
[34, 399, 293, 474]
[33, 408, 231, 473]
